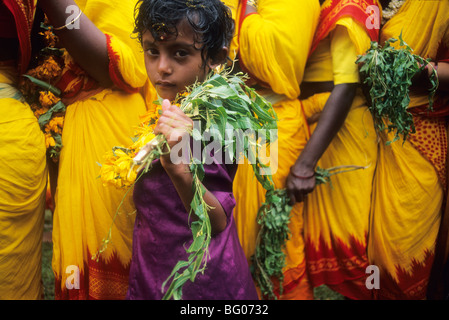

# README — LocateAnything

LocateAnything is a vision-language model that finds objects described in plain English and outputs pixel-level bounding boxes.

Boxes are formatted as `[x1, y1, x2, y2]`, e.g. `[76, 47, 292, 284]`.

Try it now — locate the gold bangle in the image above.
[53, 9, 82, 31]
[247, 0, 258, 9]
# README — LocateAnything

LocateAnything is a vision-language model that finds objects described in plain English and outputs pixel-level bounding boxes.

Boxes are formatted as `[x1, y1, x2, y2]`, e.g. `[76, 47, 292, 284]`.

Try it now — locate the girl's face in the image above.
[142, 19, 209, 102]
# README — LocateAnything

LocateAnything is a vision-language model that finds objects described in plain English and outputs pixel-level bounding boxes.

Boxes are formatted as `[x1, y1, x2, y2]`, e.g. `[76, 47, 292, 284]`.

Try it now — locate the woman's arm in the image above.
[155, 100, 228, 235]
[411, 61, 449, 94]
[431, 61, 449, 92]
[38, 0, 112, 87]
[286, 83, 357, 204]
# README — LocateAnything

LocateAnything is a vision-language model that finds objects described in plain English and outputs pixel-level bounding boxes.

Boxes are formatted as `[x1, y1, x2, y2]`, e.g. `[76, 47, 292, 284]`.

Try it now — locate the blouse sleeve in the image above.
[202, 160, 237, 219]
[330, 25, 360, 85]
[331, 17, 373, 85]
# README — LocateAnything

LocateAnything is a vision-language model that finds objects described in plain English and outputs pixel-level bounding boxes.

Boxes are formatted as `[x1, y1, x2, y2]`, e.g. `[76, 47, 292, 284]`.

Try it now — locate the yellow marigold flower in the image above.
[113, 148, 131, 159]
[115, 156, 132, 175]
[126, 168, 138, 184]
[39, 91, 60, 108]
[99, 163, 118, 187]
[132, 133, 156, 151]
[45, 133, 56, 148]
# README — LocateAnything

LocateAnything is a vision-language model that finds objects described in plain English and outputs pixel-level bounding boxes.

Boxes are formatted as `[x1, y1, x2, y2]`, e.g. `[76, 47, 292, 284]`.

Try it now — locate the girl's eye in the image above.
[174, 50, 188, 58]
[145, 48, 159, 56]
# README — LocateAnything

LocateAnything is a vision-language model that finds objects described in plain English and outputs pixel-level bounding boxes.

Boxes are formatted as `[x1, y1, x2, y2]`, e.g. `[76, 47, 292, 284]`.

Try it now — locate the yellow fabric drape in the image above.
[223, 0, 321, 299]
[52, 0, 149, 299]
[366, 0, 449, 299]
[0, 66, 48, 299]
[300, 17, 378, 299]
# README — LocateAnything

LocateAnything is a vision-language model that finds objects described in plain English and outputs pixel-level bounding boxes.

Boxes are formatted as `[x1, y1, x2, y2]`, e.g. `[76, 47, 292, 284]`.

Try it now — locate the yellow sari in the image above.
[224, 0, 321, 299]
[0, 65, 48, 299]
[51, 0, 156, 299]
[367, 0, 449, 299]
[301, 1, 380, 298]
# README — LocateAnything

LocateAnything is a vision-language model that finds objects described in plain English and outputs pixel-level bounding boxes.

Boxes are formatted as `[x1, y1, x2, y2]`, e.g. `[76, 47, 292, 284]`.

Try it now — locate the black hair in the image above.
[134, 0, 235, 67]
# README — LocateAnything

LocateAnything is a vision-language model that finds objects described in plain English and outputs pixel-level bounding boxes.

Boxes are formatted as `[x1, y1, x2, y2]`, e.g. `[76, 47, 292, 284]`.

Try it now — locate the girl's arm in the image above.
[286, 83, 357, 204]
[38, 0, 113, 87]
[155, 100, 228, 235]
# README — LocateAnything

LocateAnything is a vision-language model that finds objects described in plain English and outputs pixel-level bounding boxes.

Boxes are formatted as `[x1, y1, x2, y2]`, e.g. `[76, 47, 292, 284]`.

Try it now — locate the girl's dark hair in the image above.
[134, 0, 235, 67]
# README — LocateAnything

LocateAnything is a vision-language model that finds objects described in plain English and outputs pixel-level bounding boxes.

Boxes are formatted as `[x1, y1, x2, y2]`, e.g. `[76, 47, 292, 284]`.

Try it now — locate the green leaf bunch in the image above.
[356, 33, 438, 145]
[251, 165, 368, 299]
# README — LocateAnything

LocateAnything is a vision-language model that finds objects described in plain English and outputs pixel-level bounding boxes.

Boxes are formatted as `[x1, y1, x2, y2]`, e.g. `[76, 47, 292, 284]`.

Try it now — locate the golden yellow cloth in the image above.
[223, 0, 321, 299]
[300, 16, 378, 299]
[52, 0, 152, 299]
[304, 17, 361, 85]
[366, 0, 449, 299]
[0, 66, 48, 299]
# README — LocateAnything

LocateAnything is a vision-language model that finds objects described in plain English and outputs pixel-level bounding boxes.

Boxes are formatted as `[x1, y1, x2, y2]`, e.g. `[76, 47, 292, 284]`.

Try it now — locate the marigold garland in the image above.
[19, 19, 66, 162]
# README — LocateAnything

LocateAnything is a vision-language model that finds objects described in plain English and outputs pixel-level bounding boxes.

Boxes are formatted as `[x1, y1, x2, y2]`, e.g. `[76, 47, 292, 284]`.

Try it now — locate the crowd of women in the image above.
[1, 0, 448, 300]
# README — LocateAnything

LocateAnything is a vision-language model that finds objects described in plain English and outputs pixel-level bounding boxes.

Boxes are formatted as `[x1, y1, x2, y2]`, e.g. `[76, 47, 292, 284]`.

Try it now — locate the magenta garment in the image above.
[126, 158, 259, 300]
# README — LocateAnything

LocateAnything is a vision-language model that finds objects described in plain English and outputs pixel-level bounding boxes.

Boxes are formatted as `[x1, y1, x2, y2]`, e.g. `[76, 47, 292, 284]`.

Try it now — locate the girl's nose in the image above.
[157, 54, 173, 75]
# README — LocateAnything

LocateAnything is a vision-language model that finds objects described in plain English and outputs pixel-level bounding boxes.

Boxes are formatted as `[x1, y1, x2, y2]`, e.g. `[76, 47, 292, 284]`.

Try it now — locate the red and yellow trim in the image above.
[310, 0, 380, 56]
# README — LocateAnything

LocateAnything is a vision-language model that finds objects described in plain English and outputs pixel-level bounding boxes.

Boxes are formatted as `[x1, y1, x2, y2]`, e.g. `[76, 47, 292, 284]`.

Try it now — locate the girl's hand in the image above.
[154, 99, 193, 168]
[285, 162, 316, 205]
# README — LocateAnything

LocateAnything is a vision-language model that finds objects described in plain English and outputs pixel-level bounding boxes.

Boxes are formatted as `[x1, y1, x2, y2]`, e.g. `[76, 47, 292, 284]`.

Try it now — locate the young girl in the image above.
[126, 0, 259, 300]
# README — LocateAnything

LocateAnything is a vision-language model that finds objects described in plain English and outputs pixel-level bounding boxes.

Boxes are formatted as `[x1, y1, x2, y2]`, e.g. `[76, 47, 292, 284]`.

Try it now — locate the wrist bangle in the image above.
[290, 168, 315, 179]
[53, 9, 82, 31]
[247, 0, 258, 9]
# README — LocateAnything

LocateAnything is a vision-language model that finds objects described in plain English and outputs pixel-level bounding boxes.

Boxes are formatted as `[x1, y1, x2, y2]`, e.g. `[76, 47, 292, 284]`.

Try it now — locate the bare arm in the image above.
[433, 61, 449, 92]
[412, 61, 449, 94]
[38, 0, 113, 87]
[155, 100, 228, 235]
[286, 83, 357, 204]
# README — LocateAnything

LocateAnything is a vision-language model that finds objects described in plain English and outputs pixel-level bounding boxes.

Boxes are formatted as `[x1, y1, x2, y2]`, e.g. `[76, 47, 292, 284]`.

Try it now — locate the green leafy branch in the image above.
[356, 33, 438, 145]
[251, 165, 368, 299]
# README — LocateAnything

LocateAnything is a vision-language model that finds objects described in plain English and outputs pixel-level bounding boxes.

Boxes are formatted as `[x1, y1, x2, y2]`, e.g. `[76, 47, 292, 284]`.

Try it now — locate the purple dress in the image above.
[126, 157, 259, 300]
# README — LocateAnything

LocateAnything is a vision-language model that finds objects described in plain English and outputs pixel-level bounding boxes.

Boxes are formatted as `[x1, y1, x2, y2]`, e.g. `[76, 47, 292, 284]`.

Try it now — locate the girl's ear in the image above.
[207, 46, 229, 70]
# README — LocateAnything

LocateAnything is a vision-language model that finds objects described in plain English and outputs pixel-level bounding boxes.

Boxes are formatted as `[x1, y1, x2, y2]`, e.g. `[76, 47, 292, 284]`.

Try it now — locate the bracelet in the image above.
[53, 9, 82, 31]
[247, 0, 258, 9]
[290, 168, 315, 180]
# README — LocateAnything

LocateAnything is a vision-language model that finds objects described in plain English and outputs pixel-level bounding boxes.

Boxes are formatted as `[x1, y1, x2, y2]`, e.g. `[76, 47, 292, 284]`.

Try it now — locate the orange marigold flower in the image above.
[45, 116, 64, 134]
[35, 56, 62, 81]
[39, 29, 58, 47]
[45, 133, 56, 148]
[39, 91, 60, 108]
[34, 107, 50, 119]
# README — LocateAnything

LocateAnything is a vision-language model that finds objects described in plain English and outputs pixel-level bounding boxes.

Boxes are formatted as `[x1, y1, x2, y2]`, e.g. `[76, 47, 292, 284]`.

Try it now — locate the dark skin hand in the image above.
[411, 61, 449, 94]
[286, 83, 357, 205]
[38, 0, 113, 87]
